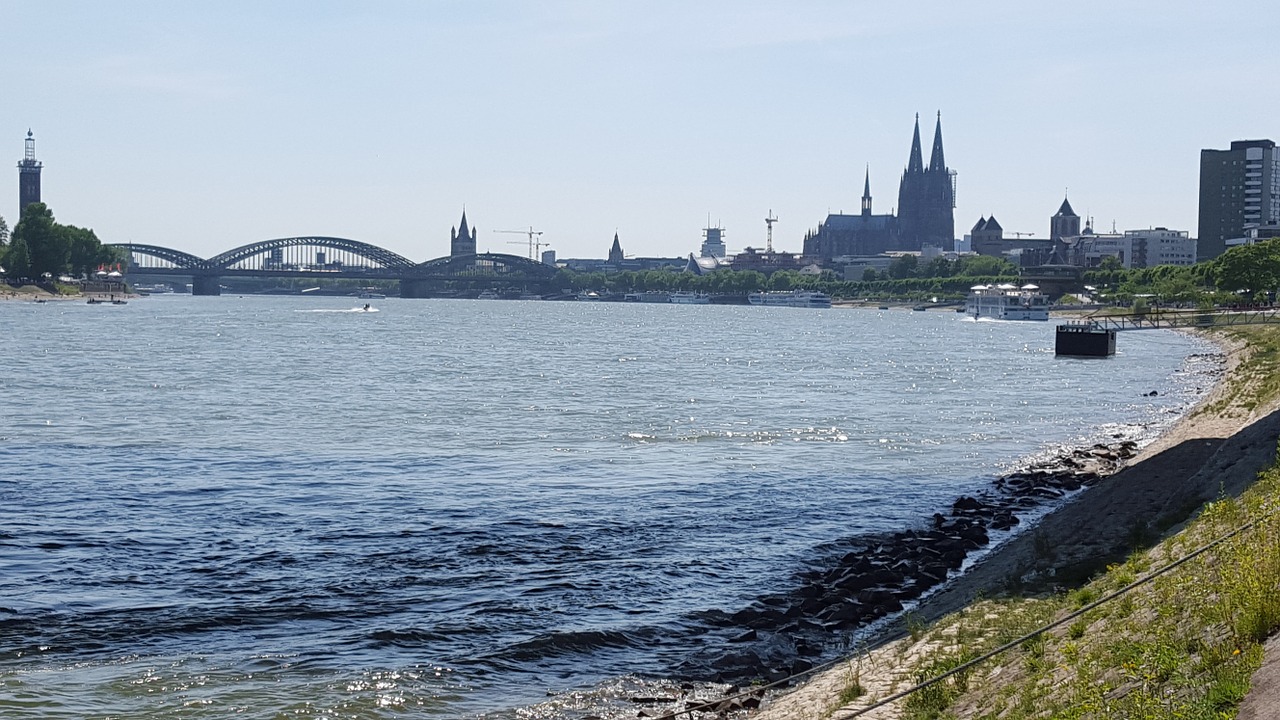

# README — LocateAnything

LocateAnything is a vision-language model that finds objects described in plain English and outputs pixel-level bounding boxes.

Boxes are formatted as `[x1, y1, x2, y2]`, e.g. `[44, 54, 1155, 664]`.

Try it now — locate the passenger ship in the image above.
[964, 284, 1050, 321]
[669, 291, 711, 305]
[747, 290, 832, 309]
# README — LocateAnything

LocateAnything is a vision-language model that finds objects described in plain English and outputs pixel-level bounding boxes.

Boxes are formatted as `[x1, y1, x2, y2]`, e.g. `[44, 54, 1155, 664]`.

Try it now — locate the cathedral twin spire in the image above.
[904, 111, 947, 177]
[897, 112, 954, 246]
[928, 111, 946, 173]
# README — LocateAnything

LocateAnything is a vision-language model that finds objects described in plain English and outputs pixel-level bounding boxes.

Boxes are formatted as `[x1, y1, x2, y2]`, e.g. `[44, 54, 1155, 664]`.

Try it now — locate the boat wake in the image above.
[296, 308, 380, 313]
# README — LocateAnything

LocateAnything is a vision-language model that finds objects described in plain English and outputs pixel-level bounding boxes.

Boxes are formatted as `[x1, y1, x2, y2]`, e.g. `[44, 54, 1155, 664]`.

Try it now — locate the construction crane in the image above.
[1010, 231, 1036, 239]
[493, 227, 547, 260]
[764, 210, 778, 253]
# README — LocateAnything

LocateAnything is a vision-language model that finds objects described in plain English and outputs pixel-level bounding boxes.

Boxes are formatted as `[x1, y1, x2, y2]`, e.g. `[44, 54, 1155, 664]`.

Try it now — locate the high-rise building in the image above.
[450, 210, 476, 256]
[1197, 139, 1279, 260]
[18, 129, 41, 216]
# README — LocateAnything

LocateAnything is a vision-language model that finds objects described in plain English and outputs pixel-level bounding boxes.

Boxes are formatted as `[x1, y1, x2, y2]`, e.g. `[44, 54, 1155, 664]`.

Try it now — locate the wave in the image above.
[489, 628, 639, 662]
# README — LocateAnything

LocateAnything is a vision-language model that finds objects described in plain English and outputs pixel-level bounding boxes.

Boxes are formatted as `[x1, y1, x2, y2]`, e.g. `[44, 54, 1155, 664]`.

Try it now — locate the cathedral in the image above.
[803, 114, 956, 261]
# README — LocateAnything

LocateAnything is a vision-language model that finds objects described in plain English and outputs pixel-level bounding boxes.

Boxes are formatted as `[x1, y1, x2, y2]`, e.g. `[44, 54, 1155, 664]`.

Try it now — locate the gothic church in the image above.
[803, 114, 955, 261]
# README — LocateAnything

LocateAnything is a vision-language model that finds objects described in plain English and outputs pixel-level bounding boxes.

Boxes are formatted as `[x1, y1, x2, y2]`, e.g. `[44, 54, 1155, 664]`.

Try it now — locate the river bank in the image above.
[750, 326, 1280, 719]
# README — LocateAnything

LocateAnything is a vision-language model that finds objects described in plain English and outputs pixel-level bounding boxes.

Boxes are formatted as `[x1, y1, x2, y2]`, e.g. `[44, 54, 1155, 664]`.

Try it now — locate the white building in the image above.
[1064, 227, 1195, 268]
[1124, 228, 1197, 267]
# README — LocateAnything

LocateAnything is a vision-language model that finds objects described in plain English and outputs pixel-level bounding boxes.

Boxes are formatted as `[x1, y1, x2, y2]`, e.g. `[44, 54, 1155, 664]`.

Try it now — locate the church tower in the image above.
[920, 112, 956, 248]
[18, 129, 42, 216]
[898, 113, 956, 249]
[861, 166, 872, 216]
[897, 115, 926, 246]
[608, 232, 624, 264]
[1050, 195, 1081, 242]
[450, 210, 476, 256]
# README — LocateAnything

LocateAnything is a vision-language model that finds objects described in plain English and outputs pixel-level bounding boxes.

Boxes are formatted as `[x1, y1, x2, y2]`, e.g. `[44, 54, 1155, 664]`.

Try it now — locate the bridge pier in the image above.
[400, 279, 432, 299]
[192, 276, 222, 296]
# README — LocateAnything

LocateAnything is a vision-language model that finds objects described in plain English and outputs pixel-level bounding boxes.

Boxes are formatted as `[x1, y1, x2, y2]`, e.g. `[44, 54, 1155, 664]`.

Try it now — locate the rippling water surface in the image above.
[0, 296, 1214, 717]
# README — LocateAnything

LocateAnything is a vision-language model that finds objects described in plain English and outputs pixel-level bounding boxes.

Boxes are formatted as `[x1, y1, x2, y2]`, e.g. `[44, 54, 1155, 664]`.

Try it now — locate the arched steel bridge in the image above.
[111, 238, 557, 296]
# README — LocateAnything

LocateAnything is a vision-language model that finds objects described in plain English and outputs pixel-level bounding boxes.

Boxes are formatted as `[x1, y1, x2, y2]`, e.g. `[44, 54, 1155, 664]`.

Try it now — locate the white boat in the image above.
[747, 290, 832, 308]
[358, 291, 387, 299]
[965, 283, 1050, 321]
[624, 291, 672, 303]
[669, 291, 711, 305]
[477, 290, 501, 300]
[577, 290, 602, 302]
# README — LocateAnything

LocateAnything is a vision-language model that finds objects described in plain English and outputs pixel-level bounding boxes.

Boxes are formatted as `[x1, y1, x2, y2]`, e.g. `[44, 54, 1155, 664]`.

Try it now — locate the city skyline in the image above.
[5, 1, 1278, 261]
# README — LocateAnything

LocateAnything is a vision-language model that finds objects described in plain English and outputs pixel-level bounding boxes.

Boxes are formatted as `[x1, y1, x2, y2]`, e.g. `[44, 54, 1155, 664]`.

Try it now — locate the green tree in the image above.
[1215, 240, 1280, 297]
[12, 203, 68, 277]
[4, 235, 31, 278]
[65, 225, 120, 277]
[922, 256, 953, 278]
[0, 214, 9, 247]
[956, 255, 1015, 277]
[1098, 255, 1124, 272]
[768, 270, 797, 291]
[862, 267, 878, 281]
[888, 254, 919, 279]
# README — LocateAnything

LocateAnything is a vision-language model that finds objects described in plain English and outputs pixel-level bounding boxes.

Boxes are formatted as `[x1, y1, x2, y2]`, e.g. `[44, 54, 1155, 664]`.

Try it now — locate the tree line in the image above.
[0, 203, 124, 283]
[554, 240, 1280, 306]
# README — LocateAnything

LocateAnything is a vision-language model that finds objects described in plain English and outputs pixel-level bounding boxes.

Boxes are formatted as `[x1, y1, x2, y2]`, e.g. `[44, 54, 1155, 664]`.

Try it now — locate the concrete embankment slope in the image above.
[752, 328, 1280, 719]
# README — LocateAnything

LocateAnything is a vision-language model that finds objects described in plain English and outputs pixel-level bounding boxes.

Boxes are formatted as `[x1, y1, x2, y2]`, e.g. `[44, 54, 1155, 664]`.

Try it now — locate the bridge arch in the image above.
[112, 243, 210, 271]
[407, 252, 558, 279]
[208, 237, 417, 272]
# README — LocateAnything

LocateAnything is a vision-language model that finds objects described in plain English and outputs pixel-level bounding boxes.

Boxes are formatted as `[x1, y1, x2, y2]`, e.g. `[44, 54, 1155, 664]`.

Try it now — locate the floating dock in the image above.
[1055, 322, 1116, 357]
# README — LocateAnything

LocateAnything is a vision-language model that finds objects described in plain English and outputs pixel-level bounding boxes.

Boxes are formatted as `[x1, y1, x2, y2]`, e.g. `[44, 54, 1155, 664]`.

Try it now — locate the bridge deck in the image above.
[1078, 308, 1280, 331]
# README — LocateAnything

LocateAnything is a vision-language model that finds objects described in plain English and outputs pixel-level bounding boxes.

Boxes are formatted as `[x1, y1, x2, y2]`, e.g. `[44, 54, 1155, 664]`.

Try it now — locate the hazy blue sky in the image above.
[5, 1, 1277, 261]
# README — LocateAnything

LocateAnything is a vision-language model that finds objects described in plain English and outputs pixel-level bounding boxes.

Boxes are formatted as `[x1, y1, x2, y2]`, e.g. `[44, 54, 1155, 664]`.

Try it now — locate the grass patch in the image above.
[870, 456, 1280, 719]
[1198, 325, 1280, 417]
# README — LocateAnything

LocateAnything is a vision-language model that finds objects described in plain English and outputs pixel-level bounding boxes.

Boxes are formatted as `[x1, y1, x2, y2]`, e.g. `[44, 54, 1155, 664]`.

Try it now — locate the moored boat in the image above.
[747, 290, 832, 309]
[624, 291, 672, 303]
[669, 291, 711, 305]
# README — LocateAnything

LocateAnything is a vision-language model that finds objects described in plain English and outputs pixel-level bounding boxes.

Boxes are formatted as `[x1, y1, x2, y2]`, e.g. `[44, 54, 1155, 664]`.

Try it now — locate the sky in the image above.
[4, 1, 1278, 263]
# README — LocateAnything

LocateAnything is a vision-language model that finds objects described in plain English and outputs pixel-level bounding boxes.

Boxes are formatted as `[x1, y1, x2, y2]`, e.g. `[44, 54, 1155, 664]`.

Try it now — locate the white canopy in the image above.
[1020, 284, 1040, 290]
[996, 283, 1018, 290]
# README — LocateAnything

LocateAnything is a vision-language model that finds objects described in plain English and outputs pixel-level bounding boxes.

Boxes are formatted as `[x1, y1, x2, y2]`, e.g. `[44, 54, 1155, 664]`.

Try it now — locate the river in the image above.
[0, 295, 1216, 718]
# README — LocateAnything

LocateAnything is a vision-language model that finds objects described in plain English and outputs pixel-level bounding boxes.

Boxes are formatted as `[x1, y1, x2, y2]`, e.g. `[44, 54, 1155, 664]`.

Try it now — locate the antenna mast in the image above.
[764, 210, 778, 253]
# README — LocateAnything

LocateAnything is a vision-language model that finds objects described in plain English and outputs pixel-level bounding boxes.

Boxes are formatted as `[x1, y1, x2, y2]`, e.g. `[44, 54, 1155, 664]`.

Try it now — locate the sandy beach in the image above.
[752, 329, 1280, 719]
